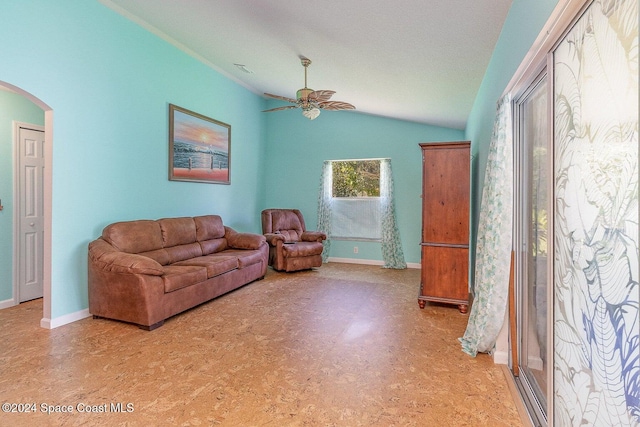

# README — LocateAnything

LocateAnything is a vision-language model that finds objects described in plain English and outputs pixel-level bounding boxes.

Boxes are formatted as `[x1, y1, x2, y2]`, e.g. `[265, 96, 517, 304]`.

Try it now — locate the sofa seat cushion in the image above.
[282, 241, 324, 257]
[173, 255, 238, 278]
[162, 265, 208, 293]
[220, 249, 265, 269]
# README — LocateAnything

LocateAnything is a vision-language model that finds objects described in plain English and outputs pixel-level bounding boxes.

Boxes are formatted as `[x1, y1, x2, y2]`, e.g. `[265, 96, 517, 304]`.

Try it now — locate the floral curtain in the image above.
[380, 159, 406, 269]
[317, 161, 332, 262]
[460, 94, 513, 357]
[317, 159, 406, 267]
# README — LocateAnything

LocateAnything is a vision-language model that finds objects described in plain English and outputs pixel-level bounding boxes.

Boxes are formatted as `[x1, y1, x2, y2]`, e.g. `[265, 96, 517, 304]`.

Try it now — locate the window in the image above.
[332, 160, 380, 197]
[330, 159, 382, 241]
[318, 158, 406, 268]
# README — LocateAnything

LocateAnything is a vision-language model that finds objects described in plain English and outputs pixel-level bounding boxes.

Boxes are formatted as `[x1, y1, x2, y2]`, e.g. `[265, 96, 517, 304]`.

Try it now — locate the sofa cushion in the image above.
[164, 243, 203, 264]
[194, 215, 225, 241]
[138, 248, 171, 266]
[162, 265, 208, 293]
[174, 255, 238, 278]
[102, 220, 163, 254]
[199, 238, 228, 255]
[158, 217, 197, 247]
[220, 249, 265, 269]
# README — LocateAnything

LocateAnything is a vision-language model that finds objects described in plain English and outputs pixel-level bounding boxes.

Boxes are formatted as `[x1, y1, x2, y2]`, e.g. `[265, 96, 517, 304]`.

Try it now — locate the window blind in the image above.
[330, 197, 381, 241]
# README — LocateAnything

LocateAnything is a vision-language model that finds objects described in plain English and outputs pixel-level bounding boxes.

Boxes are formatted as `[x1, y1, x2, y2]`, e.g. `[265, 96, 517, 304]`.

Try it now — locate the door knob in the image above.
[30, 222, 35, 226]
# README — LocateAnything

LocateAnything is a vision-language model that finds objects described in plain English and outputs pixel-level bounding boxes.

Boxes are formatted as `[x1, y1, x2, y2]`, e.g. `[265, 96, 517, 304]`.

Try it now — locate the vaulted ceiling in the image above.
[102, 0, 512, 129]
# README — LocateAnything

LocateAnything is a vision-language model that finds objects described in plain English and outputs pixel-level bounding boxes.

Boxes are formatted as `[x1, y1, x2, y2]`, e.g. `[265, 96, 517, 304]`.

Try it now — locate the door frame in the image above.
[512, 67, 552, 426]
[2, 81, 53, 328]
[13, 121, 45, 305]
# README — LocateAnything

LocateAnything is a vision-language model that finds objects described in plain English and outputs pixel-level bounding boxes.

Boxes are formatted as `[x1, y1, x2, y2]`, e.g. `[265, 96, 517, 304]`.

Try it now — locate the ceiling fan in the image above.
[263, 56, 355, 120]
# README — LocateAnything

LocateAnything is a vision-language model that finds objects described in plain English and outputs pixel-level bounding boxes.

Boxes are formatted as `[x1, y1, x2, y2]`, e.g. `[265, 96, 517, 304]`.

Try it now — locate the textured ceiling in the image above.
[102, 0, 512, 129]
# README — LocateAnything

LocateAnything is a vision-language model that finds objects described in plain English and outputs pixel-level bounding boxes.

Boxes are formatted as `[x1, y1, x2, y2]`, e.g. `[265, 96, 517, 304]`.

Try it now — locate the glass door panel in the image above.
[514, 71, 549, 424]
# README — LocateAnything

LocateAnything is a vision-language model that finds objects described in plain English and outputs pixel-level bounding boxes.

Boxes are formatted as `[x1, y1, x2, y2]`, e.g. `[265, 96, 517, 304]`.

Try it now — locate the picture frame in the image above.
[168, 104, 231, 184]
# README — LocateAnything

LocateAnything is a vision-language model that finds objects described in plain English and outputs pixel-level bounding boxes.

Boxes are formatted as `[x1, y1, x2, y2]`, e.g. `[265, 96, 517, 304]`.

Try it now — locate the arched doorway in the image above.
[0, 81, 53, 327]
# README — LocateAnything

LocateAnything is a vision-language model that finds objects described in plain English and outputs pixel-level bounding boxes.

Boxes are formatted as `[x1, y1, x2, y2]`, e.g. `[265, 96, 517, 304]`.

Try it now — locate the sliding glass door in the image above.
[513, 70, 549, 425]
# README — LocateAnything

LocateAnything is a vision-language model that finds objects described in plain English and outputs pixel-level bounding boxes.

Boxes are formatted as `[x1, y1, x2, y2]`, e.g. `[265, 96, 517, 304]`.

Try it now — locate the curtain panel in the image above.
[380, 159, 406, 269]
[317, 161, 332, 262]
[460, 94, 513, 356]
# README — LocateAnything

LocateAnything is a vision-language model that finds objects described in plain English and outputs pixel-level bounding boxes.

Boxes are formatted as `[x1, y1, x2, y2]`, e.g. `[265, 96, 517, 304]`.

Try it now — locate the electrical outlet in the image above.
[353, 246, 358, 254]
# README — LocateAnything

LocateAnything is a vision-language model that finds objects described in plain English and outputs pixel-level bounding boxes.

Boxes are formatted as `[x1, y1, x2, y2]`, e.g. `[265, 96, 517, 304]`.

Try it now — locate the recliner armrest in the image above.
[301, 231, 327, 242]
[264, 233, 285, 246]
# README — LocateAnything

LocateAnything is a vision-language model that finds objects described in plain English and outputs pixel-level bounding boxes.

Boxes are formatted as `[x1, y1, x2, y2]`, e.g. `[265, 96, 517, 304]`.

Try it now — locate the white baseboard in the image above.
[493, 350, 509, 365]
[41, 308, 91, 329]
[327, 257, 421, 269]
[328, 257, 384, 265]
[0, 298, 17, 310]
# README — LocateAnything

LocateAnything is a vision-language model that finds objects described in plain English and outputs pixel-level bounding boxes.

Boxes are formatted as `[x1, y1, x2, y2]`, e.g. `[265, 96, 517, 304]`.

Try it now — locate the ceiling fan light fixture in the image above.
[302, 107, 320, 120]
[262, 57, 354, 120]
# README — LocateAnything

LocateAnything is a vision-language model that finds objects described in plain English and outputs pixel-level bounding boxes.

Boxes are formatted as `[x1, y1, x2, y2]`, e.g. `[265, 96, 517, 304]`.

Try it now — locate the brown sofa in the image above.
[261, 209, 326, 272]
[88, 215, 268, 330]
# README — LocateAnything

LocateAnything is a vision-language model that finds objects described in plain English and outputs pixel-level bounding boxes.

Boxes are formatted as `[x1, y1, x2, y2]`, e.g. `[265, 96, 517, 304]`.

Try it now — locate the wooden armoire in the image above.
[418, 141, 470, 313]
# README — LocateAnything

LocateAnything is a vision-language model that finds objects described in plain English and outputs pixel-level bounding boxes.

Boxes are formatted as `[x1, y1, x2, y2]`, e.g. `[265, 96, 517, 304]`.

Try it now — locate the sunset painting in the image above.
[169, 104, 230, 184]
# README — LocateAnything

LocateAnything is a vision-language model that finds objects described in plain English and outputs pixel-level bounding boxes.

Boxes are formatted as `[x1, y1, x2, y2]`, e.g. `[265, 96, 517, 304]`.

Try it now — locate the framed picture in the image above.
[169, 104, 231, 184]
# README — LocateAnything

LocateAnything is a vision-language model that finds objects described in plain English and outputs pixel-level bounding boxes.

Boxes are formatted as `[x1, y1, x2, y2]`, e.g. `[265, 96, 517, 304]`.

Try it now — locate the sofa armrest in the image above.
[264, 233, 285, 246]
[225, 227, 267, 250]
[89, 239, 164, 276]
[301, 231, 327, 242]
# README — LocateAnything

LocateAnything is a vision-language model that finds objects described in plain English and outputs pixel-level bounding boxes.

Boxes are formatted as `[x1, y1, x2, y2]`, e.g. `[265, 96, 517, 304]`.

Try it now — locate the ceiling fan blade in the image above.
[318, 101, 356, 111]
[264, 92, 297, 104]
[308, 90, 335, 102]
[262, 105, 298, 113]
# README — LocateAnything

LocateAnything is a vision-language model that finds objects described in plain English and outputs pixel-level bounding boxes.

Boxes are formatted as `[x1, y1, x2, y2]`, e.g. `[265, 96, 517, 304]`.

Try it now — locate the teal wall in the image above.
[0, 91, 44, 302]
[263, 107, 464, 264]
[0, 0, 266, 319]
[0, 0, 561, 322]
[465, 0, 559, 286]
[0, 0, 460, 322]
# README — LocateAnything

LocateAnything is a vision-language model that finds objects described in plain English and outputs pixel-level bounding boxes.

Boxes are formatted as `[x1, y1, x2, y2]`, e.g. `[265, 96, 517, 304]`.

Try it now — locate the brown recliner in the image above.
[261, 209, 327, 272]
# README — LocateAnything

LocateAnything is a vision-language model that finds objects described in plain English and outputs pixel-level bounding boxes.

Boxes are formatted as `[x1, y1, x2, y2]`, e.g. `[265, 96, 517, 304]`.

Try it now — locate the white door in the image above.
[17, 126, 44, 302]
